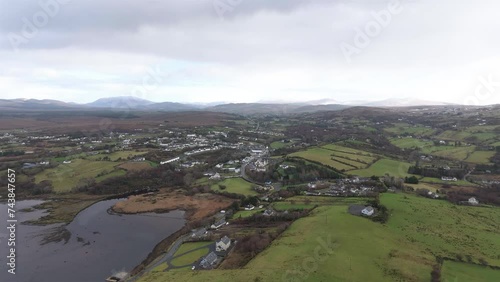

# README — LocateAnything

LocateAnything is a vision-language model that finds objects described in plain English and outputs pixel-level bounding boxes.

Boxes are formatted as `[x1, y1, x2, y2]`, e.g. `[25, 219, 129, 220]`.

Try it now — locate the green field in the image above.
[385, 123, 436, 136]
[138, 193, 500, 282]
[437, 130, 473, 141]
[233, 208, 265, 219]
[271, 140, 297, 149]
[289, 146, 374, 171]
[442, 261, 500, 282]
[170, 242, 212, 267]
[272, 202, 315, 211]
[350, 159, 413, 178]
[465, 151, 496, 164]
[390, 138, 433, 149]
[35, 159, 123, 192]
[211, 178, 258, 196]
[419, 177, 476, 186]
[382, 194, 500, 267]
[431, 146, 476, 161]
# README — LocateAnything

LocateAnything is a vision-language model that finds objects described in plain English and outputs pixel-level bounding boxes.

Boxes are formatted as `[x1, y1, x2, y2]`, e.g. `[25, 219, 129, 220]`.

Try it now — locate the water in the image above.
[0, 199, 186, 282]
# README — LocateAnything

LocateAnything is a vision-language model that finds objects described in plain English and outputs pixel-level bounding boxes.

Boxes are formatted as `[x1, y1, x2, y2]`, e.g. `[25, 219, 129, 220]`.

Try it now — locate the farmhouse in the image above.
[244, 205, 255, 211]
[216, 236, 231, 252]
[468, 197, 479, 205]
[263, 209, 274, 216]
[211, 219, 227, 230]
[63, 160, 72, 164]
[191, 228, 208, 239]
[361, 206, 375, 216]
[210, 172, 221, 180]
[441, 176, 458, 182]
[199, 252, 218, 269]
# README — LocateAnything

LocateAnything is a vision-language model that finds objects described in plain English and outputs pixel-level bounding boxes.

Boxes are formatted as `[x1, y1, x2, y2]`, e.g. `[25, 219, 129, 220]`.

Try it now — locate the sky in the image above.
[0, 0, 499, 105]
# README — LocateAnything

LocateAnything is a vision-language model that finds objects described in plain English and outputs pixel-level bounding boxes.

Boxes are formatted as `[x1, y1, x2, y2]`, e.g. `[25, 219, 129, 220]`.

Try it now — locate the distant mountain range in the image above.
[0, 96, 467, 115]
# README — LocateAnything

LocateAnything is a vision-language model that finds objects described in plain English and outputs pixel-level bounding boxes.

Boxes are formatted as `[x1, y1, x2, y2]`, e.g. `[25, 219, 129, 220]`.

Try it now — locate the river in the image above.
[0, 198, 186, 282]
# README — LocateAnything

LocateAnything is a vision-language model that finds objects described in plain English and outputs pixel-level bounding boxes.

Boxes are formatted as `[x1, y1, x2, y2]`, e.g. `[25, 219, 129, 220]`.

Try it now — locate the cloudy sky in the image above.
[0, 0, 499, 105]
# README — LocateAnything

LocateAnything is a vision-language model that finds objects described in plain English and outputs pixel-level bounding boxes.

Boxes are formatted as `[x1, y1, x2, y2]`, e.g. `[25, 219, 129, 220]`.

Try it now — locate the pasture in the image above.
[441, 261, 500, 282]
[211, 178, 258, 196]
[136, 193, 500, 282]
[390, 138, 433, 149]
[465, 151, 496, 164]
[289, 145, 377, 171]
[350, 159, 413, 178]
[35, 159, 123, 192]
[171, 242, 212, 267]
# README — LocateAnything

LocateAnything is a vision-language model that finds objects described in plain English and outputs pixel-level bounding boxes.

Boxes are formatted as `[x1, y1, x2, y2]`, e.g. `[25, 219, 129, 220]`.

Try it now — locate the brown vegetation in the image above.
[112, 190, 233, 221]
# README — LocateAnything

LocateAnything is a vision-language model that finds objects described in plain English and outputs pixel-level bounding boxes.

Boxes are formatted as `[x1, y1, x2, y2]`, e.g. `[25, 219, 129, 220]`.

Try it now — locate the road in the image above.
[126, 234, 189, 282]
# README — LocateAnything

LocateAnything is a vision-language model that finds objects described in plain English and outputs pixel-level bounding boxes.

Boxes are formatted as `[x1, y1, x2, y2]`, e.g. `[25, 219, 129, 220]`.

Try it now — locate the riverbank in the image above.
[26, 193, 107, 225]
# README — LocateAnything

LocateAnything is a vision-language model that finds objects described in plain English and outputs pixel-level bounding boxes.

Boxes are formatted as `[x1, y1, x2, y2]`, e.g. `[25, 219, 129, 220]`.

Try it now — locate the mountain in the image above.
[0, 99, 78, 111]
[361, 98, 454, 107]
[0, 97, 458, 114]
[86, 96, 155, 109]
[144, 102, 198, 111]
[205, 103, 348, 115]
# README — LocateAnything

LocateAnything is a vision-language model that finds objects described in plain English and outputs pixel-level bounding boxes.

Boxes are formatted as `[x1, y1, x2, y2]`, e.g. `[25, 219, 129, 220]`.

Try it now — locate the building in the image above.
[244, 205, 255, 211]
[263, 209, 274, 216]
[63, 160, 72, 164]
[22, 163, 38, 169]
[199, 252, 218, 269]
[191, 228, 208, 239]
[160, 157, 180, 165]
[210, 173, 221, 180]
[361, 206, 374, 216]
[211, 219, 227, 230]
[216, 236, 231, 252]
[441, 176, 458, 182]
[468, 197, 479, 205]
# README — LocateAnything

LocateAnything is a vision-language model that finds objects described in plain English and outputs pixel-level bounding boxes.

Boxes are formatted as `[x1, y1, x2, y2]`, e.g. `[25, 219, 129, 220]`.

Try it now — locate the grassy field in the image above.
[465, 151, 496, 164]
[271, 140, 296, 149]
[272, 202, 315, 211]
[35, 159, 123, 192]
[170, 241, 213, 267]
[350, 159, 413, 178]
[233, 208, 265, 219]
[419, 177, 476, 186]
[384, 123, 436, 136]
[390, 138, 433, 149]
[133, 193, 500, 282]
[211, 178, 258, 196]
[118, 162, 154, 171]
[442, 261, 500, 282]
[405, 182, 441, 193]
[430, 146, 476, 161]
[382, 194, 500, 267]
[289, 146, 374, 171]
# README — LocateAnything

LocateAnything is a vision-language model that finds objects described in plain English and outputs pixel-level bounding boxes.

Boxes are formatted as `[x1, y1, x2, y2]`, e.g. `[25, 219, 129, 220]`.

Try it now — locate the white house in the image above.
[361, 206, 374, 216]
[210, 173, 221, 180]
[468, 197, 479, 205]
[244, 205, 255, 211]
[63, 160, 72, 164]
[216, 236, 231, 252]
